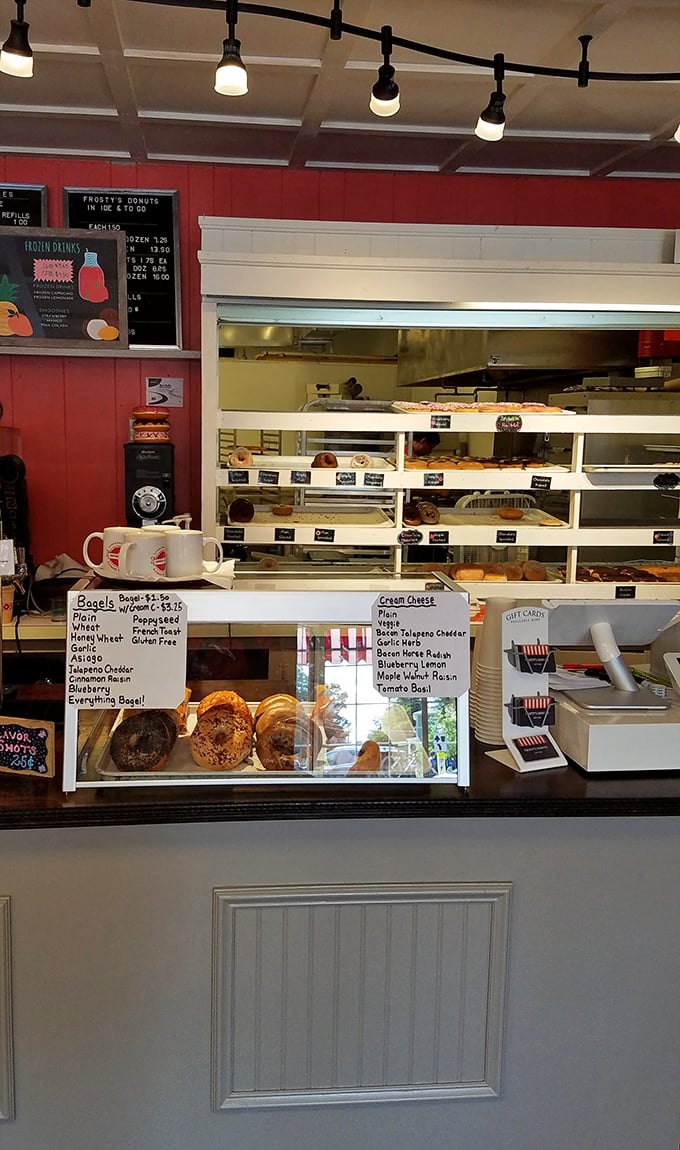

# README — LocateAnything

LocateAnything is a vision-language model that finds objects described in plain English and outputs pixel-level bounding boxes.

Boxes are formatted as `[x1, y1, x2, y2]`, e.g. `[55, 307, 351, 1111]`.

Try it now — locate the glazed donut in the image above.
[483, 564, 508, 582]
[350, 453, 372, 469]
[110, 711, 177, 773]
[498, 506, 524, 520]
[229, 497, 255, 523]
[502, 562, 524, 582]
[348, 739, 382, 773]
[522, 560, 548, 582]
[256, 712, 322, 772]
[228, 447, 254, 467]
[311, 451, 338, 468]
[450, 564, 485, 581]
[417, 501, 440, 525]
[272, 504, 293, 516]
[404, 459, 427, 469]
[190, 692, 253, 771]
[257, 556, 280, 571]
[403, 501, 422, 527]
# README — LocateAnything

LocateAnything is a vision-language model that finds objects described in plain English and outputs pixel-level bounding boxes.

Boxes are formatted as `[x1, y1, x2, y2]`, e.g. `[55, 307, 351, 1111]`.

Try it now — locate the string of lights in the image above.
[3, 0, 680, 143]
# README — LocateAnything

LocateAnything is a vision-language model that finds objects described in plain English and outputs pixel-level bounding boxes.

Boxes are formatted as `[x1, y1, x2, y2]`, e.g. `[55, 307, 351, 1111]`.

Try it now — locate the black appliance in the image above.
[124, 443, 174, 526]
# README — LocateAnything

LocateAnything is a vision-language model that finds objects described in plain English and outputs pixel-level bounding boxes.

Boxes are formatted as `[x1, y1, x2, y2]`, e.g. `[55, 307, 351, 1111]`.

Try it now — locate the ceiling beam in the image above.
[80, 0, 149, 162]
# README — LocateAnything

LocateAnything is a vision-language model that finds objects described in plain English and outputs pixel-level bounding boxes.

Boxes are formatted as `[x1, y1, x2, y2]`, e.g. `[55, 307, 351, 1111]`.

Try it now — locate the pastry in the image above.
[350, 453, 372, 468]
[228, 447, 254, 467]
[404, 459, 428, 469]
[254, 693, 300, 725]
[450, 564, 485, 581]
[522, 560, 547, 581]
[256, 711, 322, 772]
[417, 500, 440, 525]
[483, 564, 508, 582]
[402, 502, 422, 526]
[348, 739, 382, 773]
[272, 504, 293, 516]
[110, 710, 177, 773]
[229, 497, 255, 523]
[311, 451, 338, 468]
[257, 557, 280, 571]
[502, 562, 524, 581]
[498, 507, 524, 520]
[539, 517, 562, 526]
[190, 691, 253, 771]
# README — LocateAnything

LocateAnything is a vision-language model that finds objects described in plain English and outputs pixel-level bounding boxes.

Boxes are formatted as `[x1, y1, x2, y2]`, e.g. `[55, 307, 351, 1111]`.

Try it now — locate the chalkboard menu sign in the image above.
[63, 188, 181, 348]
[0, 715, 55, 778]
[0, 184, 46, 228]
[0, 228, 127, 348]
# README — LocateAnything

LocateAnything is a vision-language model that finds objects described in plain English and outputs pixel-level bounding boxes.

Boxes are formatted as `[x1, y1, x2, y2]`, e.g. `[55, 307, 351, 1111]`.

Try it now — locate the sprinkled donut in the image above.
[350, 453, 372, 469]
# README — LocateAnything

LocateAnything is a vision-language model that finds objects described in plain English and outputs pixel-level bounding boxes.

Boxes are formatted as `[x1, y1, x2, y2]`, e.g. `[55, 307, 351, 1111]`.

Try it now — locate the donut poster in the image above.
[0, 227, 127, 348]
[66, 590, 187, 709]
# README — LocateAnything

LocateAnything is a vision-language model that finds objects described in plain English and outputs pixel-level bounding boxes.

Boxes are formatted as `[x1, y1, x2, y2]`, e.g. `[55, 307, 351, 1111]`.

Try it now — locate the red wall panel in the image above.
[1, 156, 680, 563]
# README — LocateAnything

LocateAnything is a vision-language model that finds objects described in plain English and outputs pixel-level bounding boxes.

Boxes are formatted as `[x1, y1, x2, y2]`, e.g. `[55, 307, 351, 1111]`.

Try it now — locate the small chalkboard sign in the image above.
[429, 530, 449, 545]
[223, 526, 246, 542]
[364, 472, 385, 488]
[496, 414, 523, 432]
[314, 528, 335, 542]
[0, 228, 127, 348]
[615, 585, 636, 599]
[653, 473, 679, 490]
[64, 188, 181, 348]
[0, 184, 46, 228]
[0, 716, 55, 778]
[398, 529, 423, 544]
[335, 472, 357, 486]
[430, 414, 451, 430]
[496, 529, 518, 544]
[274, 527, 295, 542]
[653, 530, 675, 545]
[227, 469, 249, 485]
[423, 472, 444, 487]
[291, 470, 311, 485]
[258, 469, 280, 485]
[531, 474, 552, 490]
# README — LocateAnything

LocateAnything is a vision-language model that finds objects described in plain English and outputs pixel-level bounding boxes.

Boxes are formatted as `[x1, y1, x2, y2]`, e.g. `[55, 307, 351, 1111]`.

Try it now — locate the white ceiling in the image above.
[3, 0, 680, 177]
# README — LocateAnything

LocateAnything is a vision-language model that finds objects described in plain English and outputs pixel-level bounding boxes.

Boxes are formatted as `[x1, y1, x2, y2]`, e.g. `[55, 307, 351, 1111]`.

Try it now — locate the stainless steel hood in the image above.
[397, 329, 639, 388]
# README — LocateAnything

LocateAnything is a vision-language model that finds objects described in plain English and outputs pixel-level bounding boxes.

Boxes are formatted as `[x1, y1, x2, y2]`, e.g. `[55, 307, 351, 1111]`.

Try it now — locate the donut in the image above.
[498, 507, 524, 520]
[229, 498, 255, 523]
[483, 564, 508, 582]
[257, 556, 280, 571]
[256, 712, 322, 772]
[402, 502, 422, 527]
[350, 453, 373, 468]
[417, 501, 440, 525]
[272, 504, 293, 516]
[348, 739, 382, 773]
[255, 699, 305, 735]
[190, 692, 253, 771]
[254, 693, 300, 725]
[450, 564, 485, 581]
[228, 447, 254, 468]
[404, 459, 427, 469]
[539, 517, 562, 527]
[110, 711, 177, 773]
[502, 562, 524, 581]
[311, 451, 338, 468]
[522, 560, 547, 582]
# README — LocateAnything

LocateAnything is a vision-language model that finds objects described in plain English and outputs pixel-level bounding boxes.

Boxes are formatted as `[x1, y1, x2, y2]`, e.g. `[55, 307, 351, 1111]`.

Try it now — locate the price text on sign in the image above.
[371, 592, 469, 697]
[66, 591, 187, 709]
[0, 716, 55, 778]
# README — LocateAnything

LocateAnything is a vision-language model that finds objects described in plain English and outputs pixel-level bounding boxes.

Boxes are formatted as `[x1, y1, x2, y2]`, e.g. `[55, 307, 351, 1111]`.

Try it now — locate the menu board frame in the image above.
[63, 187, 182, 350]
[0, 227, 128, 349]
[0, 183, 47, 228]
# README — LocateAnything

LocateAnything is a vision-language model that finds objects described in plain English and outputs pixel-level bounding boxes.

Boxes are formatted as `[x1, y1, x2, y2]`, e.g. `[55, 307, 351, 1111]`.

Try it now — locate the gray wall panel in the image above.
[0, 897, 14, 1122]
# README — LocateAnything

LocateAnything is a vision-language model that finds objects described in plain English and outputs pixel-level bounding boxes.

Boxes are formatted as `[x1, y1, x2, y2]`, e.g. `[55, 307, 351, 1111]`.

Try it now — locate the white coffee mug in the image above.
[165, 530, 223, 578]
[119, 530, 167, 580]
[141, 524, 180, 533]
[83, 526, 142, 575]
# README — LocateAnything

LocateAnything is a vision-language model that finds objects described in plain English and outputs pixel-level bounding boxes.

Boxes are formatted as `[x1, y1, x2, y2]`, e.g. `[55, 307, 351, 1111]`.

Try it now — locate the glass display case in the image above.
[63, 587, 469, 791]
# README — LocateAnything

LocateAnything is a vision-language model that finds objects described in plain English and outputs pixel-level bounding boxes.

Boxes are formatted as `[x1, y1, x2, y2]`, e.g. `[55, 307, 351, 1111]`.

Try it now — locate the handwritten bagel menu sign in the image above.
[66, 591, 187, 709]
[371, 592, 469, 697]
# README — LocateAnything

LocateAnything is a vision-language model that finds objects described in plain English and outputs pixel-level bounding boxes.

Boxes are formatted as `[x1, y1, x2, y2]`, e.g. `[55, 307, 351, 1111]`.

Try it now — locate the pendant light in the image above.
[214, 0, 248, 96]
[0, 0, 32, 78]
[475, 53, 505, 141]
[369, 25, 400, 117]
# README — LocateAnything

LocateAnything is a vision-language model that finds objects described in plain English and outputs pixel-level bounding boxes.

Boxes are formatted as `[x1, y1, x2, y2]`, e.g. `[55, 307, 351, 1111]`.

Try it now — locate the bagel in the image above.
[228, 447, 254, 467]
[254, 693, 299, 725]
[229, 497, 255, 523]
[190, 692, 253, 771]
[311, 451, 338, 469]
[256, 712, 322, 772]
[110, 711, 177, 773]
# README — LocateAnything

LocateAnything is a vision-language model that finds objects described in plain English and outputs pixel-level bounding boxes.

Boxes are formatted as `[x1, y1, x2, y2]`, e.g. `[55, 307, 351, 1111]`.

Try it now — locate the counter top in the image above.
[1, 743, 679, 829]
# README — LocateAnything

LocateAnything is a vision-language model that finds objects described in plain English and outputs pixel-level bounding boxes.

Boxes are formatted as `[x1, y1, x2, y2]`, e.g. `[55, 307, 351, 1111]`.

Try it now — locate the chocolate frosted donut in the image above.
[403, 501, 422, 526]
[110, 711, 177, 772]
[229, 497, 255, 523]
[311, 452, 338, 468]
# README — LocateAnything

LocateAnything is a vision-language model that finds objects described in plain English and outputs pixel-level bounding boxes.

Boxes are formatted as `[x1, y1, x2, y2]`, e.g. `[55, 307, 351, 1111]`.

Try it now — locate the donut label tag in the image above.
[653, 472, 679, 489]
[397, 529, 423, 544]
[496, 414, 522, 432]
[274, 527, 295, 542]
[615, 585, 636, 599]
[258, 469, 280, 485]
[364, 472, 384, 487]
[430, 414, 451, 430]
[423, 472, 444, 486]
[227, 469, 249, 485]
[335, 472, 357, 486]
[223, 527, 246, 542]
[291, 470, 311, 485]
[496, 529, 518, 544]
[314, 528, 335, 542]
[530, 474, 552, 490]
[653, 530, 674, 544]
[429, 530, 449, 545]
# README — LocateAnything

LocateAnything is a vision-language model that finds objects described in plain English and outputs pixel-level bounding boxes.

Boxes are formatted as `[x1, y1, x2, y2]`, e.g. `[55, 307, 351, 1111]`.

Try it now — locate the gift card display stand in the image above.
[485, 606, 566, 773]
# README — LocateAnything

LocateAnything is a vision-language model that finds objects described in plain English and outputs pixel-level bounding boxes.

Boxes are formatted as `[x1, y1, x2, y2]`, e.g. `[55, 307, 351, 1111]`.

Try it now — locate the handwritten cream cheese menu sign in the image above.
[66, 591, 187, 709]
[371, 592, 470, 697]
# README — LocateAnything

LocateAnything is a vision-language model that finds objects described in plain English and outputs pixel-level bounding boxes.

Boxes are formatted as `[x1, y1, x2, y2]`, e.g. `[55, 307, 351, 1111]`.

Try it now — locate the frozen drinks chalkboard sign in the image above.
[63, 188, 181, 349]
[0, 227, 127, 348]
[0, 184, 46, 228]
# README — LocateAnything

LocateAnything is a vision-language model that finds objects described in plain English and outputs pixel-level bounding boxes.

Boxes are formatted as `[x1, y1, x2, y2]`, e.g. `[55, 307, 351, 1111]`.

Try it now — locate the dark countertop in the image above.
[2, 741, 680, 828]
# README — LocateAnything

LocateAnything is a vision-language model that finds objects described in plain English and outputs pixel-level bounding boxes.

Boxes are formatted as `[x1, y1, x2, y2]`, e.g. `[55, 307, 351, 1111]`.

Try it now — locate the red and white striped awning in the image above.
[297, 626, 373, 666]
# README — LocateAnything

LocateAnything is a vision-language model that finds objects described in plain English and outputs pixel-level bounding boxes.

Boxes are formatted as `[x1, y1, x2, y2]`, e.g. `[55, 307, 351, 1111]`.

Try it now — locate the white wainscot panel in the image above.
[0, 897, 14, 1121]
[212, 882, 511, 1109]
